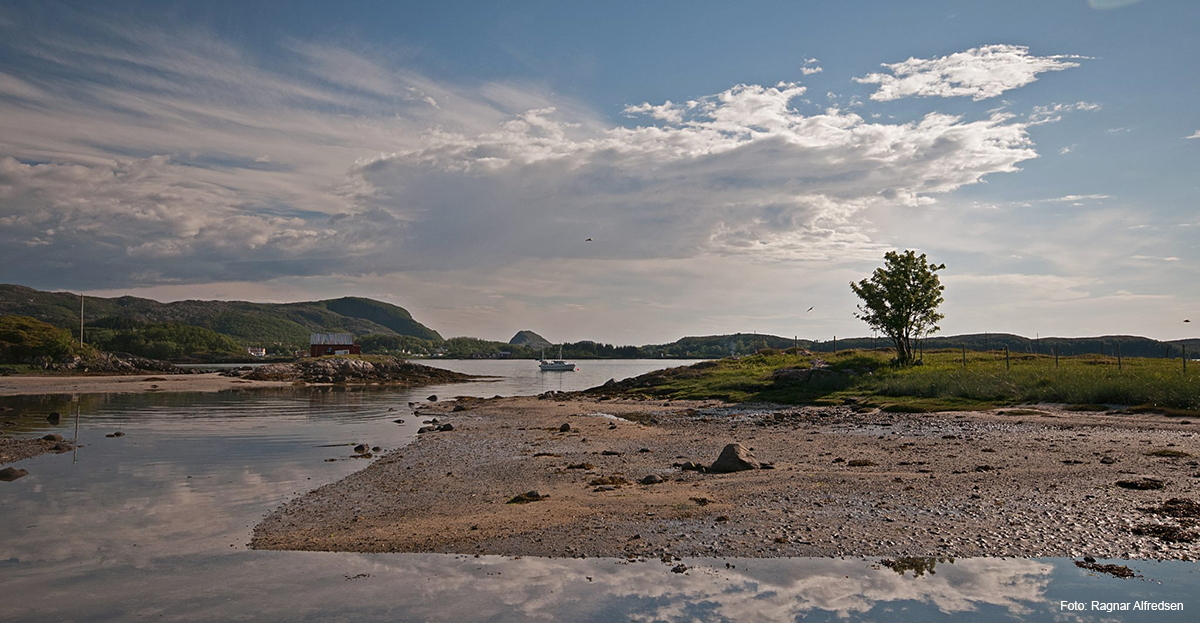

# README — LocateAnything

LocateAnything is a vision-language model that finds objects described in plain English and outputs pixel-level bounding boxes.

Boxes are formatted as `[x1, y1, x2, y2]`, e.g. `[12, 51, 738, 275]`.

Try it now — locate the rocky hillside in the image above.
[508, 330, 552, 350]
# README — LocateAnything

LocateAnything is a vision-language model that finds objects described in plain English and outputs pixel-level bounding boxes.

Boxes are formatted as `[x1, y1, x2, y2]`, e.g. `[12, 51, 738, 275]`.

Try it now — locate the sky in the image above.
[0, 0, 1197, 345]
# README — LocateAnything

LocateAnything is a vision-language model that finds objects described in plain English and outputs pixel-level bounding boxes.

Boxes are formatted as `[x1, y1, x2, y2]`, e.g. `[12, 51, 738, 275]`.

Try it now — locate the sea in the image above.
[0, 359, 1194, 621]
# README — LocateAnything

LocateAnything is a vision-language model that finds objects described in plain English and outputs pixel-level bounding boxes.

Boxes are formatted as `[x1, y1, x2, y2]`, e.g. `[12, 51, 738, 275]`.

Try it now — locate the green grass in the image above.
[609, 348, 1200, 412]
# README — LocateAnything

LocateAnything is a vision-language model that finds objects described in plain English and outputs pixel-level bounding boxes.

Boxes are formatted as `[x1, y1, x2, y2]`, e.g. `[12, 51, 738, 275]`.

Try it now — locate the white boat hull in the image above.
[539, 361, 576, 371]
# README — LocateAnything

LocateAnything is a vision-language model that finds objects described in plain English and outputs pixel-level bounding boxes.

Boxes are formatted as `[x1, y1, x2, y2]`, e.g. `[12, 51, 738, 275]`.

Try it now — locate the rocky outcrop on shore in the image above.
[32, 352, 191, 374]
[237, 356, 474, 386]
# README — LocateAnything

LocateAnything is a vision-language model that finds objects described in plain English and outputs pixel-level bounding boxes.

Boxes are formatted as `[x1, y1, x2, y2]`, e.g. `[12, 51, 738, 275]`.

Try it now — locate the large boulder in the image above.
[709, 443, 761, 473]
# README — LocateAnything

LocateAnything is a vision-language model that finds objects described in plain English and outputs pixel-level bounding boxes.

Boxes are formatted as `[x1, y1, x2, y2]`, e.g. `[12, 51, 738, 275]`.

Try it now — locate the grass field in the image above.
[613, 348, 1200, 414]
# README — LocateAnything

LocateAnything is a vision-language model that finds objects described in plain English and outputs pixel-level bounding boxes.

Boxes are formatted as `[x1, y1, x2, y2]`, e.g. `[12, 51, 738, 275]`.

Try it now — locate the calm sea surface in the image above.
[1, 360, 1195, 621]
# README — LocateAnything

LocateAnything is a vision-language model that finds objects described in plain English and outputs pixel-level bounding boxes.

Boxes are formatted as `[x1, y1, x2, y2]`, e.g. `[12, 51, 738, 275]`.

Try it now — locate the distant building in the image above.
[246, 347, 267, 357]
[310, 333, 361, 357]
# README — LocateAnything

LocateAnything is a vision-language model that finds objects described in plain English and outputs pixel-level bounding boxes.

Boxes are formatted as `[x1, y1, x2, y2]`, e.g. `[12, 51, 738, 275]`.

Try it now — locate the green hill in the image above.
[318, 297, 442, 341]
[0, 284, 441, 352]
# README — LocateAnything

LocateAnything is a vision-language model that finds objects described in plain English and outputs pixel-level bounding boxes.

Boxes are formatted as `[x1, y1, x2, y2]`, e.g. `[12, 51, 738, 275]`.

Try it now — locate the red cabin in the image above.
[309, 333, 361, 357]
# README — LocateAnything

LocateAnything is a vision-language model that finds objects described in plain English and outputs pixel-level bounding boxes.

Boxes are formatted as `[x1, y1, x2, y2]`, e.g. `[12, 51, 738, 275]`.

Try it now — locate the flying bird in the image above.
[1186, 319, 1191, 323]
[806, 306, 814, 312]
[585, 238, 593, 242]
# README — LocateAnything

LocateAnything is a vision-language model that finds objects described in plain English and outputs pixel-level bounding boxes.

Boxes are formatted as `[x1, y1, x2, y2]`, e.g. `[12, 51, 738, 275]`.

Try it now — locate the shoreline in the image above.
[0, 373, 296, 397]
[252, 395, 1200, 561]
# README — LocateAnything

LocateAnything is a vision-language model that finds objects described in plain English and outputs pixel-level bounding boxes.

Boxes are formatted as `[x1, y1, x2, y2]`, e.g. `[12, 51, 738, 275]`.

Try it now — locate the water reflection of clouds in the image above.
[3, 552, 1057, 621]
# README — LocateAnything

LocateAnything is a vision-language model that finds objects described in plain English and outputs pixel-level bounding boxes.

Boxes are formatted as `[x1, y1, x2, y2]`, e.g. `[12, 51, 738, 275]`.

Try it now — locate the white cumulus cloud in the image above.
[854, 44, 1084, 101]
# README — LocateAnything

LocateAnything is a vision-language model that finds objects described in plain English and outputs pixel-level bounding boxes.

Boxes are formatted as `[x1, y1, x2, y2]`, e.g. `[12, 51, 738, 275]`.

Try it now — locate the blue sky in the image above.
[0, 1, 1197, 344]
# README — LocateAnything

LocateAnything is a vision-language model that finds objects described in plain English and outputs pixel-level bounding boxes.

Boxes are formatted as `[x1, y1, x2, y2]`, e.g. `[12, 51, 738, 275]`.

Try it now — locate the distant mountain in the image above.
[0, 284, 441, 349]
[509, 330, 552, 350]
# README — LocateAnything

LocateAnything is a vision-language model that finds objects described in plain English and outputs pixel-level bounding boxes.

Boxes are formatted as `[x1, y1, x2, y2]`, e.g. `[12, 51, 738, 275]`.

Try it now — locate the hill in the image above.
[509, 330, 552, 350]
[0, 284, 441, 352]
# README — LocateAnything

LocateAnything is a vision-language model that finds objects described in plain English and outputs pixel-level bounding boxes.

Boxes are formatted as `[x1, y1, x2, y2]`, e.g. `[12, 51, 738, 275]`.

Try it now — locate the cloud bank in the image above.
[0, 21, 1054, 290]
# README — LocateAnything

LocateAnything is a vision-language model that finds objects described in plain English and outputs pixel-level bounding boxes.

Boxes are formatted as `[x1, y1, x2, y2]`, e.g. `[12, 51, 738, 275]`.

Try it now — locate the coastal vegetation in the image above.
[850, 250, 946, 366]
[2, 283, 1196, 364]
[594, 348, 1200, 413]
[0, 315, 92, 363]
[88, 320, 244, 360]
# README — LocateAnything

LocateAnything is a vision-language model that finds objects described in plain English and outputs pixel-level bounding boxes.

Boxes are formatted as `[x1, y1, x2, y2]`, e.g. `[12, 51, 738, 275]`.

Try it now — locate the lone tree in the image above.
[850, 250, 946, 365]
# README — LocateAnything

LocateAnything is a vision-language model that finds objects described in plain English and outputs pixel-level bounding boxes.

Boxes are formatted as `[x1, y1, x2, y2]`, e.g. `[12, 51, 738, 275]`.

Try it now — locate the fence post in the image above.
[1185, 345, 1188, 374]
[1005, 346, 1010, 371]
[832, 336, 836, 354]
[962, 345, 967, 368]
[1117, 343, 1122, 372]
[1054, 345, 1059, 368]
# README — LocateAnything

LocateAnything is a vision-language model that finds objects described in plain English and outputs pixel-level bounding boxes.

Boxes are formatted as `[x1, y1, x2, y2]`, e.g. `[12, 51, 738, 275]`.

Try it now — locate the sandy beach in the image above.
[0, 373, 295, 397]
[252, 395, 1200, 561]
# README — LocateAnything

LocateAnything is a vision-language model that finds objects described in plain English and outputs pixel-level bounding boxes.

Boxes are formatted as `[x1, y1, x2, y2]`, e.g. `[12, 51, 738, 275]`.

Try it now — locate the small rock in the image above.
[1116, 478, 1165, 490]
[507, 491, 547, 504]
[393, 419, 405, 424]
[41, 433, 64, 442]
[709, 443, 761, 473]
[371, 446, 381, 453]
[641, 474, 664, 485]
[354, 444, 369, 454]
[671, 564, 688, 574]
[1100, 456, 1116, 464]
[437, 423, 454, 432]
[418, 426, 437, 434]
[559, 423, 571, 432]
[600, 450, 622, 456]
[427, 395, 438, 402]
[46, 412, 62, 425]
[0, 467, 29, 482]
[452, 405, 467, 412]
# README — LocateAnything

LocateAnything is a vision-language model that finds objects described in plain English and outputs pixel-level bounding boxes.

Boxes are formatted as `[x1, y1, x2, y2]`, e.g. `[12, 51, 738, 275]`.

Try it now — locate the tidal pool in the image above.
[0, 377, 1195, 621]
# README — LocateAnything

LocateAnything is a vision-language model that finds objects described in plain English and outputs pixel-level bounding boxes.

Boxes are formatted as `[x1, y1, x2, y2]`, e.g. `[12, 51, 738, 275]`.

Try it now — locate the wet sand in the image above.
[0, 373, 294, 397]
[252, 396, 1200, 561]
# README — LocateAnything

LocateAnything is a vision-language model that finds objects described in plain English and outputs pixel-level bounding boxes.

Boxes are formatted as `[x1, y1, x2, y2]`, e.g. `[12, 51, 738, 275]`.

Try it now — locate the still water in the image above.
[1, 361, 1196, 621]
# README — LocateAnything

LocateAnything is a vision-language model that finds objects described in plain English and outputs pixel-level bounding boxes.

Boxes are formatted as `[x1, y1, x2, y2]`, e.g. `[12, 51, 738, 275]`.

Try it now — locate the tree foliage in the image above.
[850, 250, 946, 365]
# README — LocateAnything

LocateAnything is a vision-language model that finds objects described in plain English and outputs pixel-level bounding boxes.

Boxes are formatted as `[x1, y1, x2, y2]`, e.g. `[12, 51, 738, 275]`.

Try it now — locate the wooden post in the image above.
[832, 336, 836, 353]
[962, 345, 967, 368]
[1184, 345, 1188, 374]
[1055, 346, 1059, 368]
[1117, 343, 1122, 372]
[79, 293, 85, 348]
[1005, 346, 1010, 371]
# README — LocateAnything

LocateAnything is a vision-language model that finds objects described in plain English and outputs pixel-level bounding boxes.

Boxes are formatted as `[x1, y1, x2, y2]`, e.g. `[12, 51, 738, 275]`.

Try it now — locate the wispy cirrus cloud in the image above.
[1185, 130, 1200, 139]
[854, 45, 1085, 102]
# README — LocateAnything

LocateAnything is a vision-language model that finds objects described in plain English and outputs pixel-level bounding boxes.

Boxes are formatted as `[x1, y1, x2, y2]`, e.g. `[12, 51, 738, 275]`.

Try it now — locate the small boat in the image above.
[539, 346, 576, 371]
